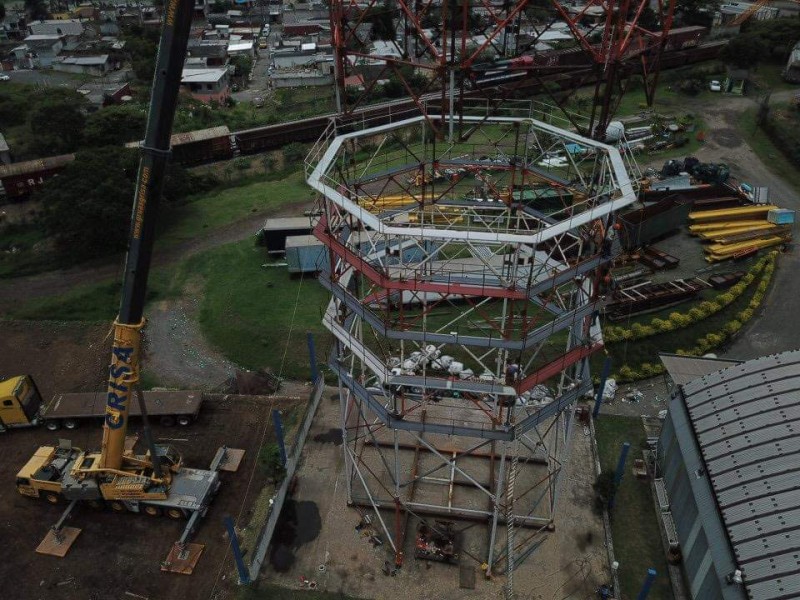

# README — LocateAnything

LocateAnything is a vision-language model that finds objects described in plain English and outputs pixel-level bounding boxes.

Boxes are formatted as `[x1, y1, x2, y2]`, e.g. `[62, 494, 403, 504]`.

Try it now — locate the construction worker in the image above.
[602, 222, 622, 258]
[589, 218, 605, 254]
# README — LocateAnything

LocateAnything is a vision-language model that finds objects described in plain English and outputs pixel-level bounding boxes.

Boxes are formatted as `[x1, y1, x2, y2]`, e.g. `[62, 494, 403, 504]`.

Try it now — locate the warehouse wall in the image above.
[658, 394, 747, 600]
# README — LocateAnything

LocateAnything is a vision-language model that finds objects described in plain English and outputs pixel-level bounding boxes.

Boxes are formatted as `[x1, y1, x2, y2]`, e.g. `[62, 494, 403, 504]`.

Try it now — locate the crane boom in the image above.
[99, 0, 194, 470]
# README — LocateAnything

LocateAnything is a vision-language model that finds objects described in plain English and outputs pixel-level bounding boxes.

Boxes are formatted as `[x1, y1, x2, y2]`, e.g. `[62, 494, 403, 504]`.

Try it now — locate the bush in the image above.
[259, 443, 286, 482]
[233, 157, 251, 170]
[282, 142, 307, 164]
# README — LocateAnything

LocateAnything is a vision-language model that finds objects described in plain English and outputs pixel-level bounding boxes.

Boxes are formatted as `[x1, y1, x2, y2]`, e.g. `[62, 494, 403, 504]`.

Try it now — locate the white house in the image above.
[28, 19, 84, 38]
[23, 35, 64, 67]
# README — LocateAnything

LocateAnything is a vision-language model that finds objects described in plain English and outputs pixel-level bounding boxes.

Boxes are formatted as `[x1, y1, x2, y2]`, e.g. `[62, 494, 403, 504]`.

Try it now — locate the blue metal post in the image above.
[636, 568, 657, 600]
[609, 442, 631, 509]
[272, 409, 287, 466]
[593, 356, 613, 419]
[224, 515, 251, 585]
[307, 331, 319, 382]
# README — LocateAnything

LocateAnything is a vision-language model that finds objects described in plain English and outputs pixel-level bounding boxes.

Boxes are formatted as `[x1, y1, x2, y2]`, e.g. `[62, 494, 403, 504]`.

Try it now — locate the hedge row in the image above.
[610, 252, 778, 383]
[603, 253, 776, 343]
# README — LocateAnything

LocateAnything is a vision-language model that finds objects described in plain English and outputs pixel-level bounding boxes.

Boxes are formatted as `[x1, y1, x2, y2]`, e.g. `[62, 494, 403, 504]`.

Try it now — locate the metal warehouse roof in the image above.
[681, 350, 800, 600]
[659, 353, 742, 386]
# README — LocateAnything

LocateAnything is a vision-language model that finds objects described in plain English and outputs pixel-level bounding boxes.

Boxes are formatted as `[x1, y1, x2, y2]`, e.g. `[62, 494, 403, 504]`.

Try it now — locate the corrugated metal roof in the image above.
[681, 350, 800, 600]
[0, 154, 75, 178]
[285, 234, 323, 248]
[262, 217, 313, 231]
[659, 353, 742, 385]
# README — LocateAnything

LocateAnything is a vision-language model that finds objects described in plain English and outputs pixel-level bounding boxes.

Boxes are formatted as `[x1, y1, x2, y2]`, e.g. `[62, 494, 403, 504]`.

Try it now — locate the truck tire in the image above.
[166, 507, 185, 520]
[87, 499, 105, 510]
[159, 415, 176, 427]
[177, 415, 192, 427]
[143, 505, 162, 517]
[110, 501, 127, 513]
[45, 420, 61, 431]
[45, 493, 60, 505]
[63, 419, 79, 430]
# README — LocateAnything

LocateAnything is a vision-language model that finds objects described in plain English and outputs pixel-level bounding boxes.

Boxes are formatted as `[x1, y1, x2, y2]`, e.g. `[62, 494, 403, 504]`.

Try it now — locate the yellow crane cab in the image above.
[0, 375, 43, 432]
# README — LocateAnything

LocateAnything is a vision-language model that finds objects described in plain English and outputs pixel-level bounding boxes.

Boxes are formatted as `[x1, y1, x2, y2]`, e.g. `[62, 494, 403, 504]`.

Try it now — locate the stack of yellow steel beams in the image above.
[688, 204, 792, 262]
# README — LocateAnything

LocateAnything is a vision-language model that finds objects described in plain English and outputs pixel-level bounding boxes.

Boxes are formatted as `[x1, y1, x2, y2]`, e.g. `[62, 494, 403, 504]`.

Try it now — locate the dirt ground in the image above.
[0, 320, 111, 397]
[0, 320, 311, 600]
[263, 394, 608, 600]
[145, 298, 238, 389]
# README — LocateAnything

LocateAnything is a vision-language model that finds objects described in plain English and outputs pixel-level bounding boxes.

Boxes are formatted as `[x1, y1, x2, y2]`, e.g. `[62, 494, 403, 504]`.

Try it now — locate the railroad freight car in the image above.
[0, 154, 75, 200]
[659, 26, 708, 51]
[127, 125, 233, 166]
[170, 125, 233, 166]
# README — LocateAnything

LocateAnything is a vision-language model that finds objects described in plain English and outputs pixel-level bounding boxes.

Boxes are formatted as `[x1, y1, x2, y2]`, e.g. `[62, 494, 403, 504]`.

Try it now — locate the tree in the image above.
[83, 105, 147, 148]
[24, 0, 49, 21]
[367, 1, 396, 41]
[230, 54, 253, 77]
[39, 147, 192, 260]
[122, 24, 159, 82]
[0, 4, 6, 22]
[29, 97, 86, 155]
[720, 35, 767, 69]
[675, 0, 718, 28]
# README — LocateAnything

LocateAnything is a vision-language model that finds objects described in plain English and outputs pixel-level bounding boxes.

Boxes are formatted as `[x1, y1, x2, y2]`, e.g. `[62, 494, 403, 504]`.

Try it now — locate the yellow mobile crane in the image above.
[14, 0, 231, 567]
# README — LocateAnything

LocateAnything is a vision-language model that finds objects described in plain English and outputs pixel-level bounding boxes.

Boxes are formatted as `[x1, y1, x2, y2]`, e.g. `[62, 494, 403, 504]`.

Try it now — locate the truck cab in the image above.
[0, 375, 43, 432]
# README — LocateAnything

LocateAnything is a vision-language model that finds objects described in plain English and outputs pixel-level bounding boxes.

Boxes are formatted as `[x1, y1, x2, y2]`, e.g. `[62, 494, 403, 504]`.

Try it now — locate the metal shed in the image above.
[658, 350, 800, 600]
[285, 234, 326, 274]
[260, 217, 313, 253]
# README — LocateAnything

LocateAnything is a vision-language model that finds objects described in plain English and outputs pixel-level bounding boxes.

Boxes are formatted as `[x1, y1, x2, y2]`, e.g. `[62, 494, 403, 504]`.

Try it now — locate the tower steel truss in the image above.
[306, 113, 636, 593]
[329, 0, 676, 141]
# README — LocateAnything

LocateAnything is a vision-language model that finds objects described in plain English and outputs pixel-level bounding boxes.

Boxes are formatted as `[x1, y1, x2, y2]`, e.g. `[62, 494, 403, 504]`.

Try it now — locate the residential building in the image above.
[52, 54, 115, 76]
[28, 19, 84, 38]
[180, 68, 230, 103]
[23, 35, 64, 67]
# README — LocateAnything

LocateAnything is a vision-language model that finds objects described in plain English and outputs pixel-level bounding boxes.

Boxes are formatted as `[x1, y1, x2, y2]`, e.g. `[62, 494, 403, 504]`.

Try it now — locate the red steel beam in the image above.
[515, 342, 603, 393]
[314, 217, 527, 300]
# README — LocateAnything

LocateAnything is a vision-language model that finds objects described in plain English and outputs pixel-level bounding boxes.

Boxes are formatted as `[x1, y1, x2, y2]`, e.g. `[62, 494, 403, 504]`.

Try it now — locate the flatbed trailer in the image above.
[42, 390, 204, 431]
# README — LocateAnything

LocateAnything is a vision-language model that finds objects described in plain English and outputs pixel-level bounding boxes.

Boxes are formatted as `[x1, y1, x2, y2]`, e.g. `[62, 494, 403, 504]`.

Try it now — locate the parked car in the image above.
[0, 74, 10, 81]
[709, 80, 722, 92]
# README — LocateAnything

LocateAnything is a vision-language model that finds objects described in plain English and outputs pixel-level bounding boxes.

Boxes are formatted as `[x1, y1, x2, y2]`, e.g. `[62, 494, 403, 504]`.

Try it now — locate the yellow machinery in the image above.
[0, 375, 43, 431]
[14, 0, 232, 569]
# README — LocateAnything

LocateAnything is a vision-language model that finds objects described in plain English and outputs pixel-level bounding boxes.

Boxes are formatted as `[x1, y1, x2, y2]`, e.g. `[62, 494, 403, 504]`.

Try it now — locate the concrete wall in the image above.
[52, 61, 108, 76]
[271, 73, 332, 88]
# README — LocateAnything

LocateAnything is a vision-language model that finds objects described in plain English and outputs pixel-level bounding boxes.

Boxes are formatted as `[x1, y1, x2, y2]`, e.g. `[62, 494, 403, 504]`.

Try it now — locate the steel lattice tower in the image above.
[314, 0, 670, 592]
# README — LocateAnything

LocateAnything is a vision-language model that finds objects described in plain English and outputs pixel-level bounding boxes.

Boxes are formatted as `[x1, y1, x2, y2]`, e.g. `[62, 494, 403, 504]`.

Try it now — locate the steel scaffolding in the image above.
[306, 113, 636, 595]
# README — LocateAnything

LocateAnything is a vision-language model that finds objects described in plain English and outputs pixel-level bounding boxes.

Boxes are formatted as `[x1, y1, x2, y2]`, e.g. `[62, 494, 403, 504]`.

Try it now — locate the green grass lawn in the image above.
[737, 105, 800, 192]
[594, 416, 673, 600]
[177, 239, 331, 380]
[10, 238, 331, 379]
[156, 170, 313, 246]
